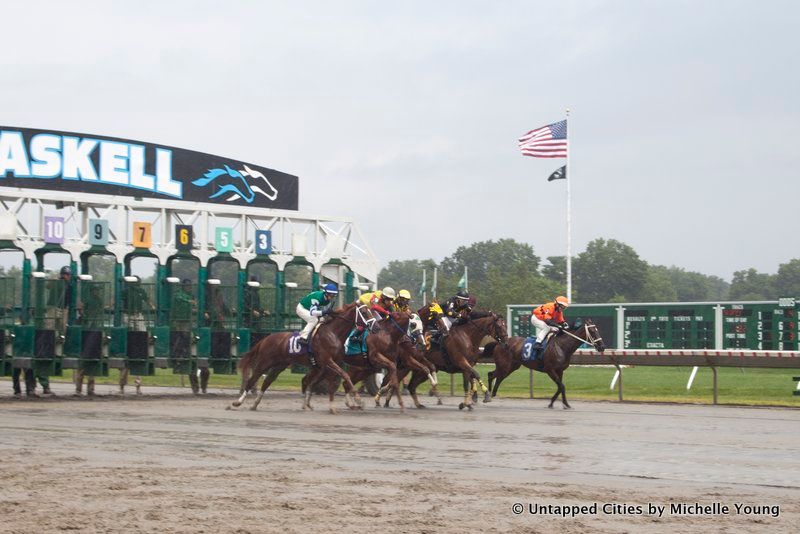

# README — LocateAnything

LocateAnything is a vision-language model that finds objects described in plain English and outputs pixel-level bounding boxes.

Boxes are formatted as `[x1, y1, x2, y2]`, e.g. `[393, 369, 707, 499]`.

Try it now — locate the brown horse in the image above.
[484, 319, 605, 409]
[231, 302, 369, 413]
[400, 311, 508, 411]
[307, 312, 438, 413]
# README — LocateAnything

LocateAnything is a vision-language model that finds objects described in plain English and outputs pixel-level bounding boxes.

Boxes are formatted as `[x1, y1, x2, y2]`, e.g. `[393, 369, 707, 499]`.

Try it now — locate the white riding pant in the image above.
[441, 316, 454, 332]
[296, 303, 318, 340]
[530, 315, 554, 343]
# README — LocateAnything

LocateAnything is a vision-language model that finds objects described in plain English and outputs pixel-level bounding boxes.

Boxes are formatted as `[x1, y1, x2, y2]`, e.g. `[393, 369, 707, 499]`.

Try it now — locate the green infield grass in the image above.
[27, 364, 800, 407]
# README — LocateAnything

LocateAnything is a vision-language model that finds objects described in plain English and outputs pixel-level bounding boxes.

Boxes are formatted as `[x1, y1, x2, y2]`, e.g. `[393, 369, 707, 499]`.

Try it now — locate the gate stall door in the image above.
[0, 249, 23, 376]
[115, 255, 158, 375]
[165, 256, 199, 374]
[283, 263, 314, 331]
[204, 259, 239, 373]
[243, 261, 278, 352]
[31, 251, 73, 375]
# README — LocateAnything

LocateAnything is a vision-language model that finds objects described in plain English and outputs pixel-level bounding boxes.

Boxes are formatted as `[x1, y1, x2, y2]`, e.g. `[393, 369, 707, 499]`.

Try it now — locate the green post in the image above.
[157, 264, 169, 325]
[312, 270, 320, 290]
[198, 265, 208, 328]
[345, 271, 354, 303]
[21, 259, 31, 324]
[68, 259, 78, 325]
[276, 270, 285, 330]
[113, 262, 123, 327]
[237, 268, 246, 330]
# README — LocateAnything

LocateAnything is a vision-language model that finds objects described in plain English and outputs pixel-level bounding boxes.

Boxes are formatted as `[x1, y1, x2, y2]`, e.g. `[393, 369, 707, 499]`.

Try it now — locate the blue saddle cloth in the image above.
[521, 336, 548, 363]
[344, 328, 369, 356]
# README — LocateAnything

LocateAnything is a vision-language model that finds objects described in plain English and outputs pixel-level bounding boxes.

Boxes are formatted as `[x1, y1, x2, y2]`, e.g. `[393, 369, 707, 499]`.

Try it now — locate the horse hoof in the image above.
[483, 395, 491, 403]
[329, 408, 338, 415]
[564, 404, 572, 410]
[303, 404, 313, 411]
[437, 399, 444, 406]
[249, 406, 258, 411]
[467, 404, 474, 412]
[458, 403, 465, 410]
[416, 404, 426, 409]
[231, 401, 241, 408]
[547, 404, 554, 409]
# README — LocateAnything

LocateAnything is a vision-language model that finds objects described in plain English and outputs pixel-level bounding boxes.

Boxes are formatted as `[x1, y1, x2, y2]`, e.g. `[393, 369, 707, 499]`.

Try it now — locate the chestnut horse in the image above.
[484, 319, 605, 409]
[232, 302, 369, 413]
[306, 312, 438, 413]
[399, 311, 508, 411]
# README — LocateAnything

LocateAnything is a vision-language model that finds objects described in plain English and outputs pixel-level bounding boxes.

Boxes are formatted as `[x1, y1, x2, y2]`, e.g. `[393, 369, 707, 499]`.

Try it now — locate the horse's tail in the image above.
[237, 347, 256, 375]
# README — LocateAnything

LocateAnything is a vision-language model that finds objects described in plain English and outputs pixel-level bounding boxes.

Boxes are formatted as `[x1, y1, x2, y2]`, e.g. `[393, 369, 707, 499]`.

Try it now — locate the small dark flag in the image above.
[548, 165, 566, 182]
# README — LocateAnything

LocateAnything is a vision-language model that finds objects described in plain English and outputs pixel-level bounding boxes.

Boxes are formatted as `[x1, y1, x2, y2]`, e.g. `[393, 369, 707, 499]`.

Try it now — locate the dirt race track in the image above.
[1, 383, 798, 534]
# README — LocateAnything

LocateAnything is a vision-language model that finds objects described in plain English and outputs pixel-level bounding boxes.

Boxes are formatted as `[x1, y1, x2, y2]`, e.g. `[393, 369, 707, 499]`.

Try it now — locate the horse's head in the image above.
[578, 319, 605, 353]
[407, 313, 425, 346]
[489, 313, 508, 344]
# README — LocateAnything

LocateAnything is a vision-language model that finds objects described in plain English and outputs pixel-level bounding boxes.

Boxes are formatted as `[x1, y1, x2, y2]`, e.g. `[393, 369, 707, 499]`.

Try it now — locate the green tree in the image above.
[639, 266, 678, 302]
[542, 256, 566, 284]
[729, 269, 776, 300]
[573, 239, 648, 302]
[378, 259, 437, 301]
[440, 239, 540, 283]
[774, 259, 800, 297]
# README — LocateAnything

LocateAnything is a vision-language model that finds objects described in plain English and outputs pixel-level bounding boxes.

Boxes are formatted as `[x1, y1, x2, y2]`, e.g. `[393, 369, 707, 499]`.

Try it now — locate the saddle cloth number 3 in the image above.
[522, 341, 534, 360]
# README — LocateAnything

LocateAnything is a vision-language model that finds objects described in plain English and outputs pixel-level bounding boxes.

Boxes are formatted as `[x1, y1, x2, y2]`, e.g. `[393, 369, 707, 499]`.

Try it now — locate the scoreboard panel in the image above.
[721, 300, 798, 351]
[623, 304, 715, 349]
[507, 298, 799, 351]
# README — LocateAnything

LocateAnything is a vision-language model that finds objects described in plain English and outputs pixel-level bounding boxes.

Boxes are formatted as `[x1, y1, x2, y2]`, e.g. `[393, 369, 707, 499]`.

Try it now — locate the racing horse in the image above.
[399, 311, 508, 411]
[232, 302, 369, 413]
[484, 319, 605, 409]
[309, 311, 437, 413]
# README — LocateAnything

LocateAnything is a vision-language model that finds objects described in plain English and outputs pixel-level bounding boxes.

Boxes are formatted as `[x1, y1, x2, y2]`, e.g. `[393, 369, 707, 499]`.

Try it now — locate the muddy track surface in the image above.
[1, 385, 798, 533]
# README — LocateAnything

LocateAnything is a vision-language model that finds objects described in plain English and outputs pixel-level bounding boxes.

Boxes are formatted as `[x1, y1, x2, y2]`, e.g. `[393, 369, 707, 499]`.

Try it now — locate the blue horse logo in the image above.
[191, 164, 277, 204]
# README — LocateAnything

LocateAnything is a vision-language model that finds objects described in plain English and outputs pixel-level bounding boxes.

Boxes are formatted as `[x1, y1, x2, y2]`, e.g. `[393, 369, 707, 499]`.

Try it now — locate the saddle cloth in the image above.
[521, 336, 549, 363]
[344, 328, 369, 356]
[287, 332, 311, 356]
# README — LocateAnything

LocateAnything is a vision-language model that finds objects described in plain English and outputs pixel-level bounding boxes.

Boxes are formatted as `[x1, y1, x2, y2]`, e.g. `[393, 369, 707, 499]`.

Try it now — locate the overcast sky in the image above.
[3, 1, 798, 280]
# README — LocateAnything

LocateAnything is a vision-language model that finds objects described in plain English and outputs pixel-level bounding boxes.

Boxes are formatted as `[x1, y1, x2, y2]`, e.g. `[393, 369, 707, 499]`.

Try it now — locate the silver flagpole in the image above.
[566, 108, 572, 302]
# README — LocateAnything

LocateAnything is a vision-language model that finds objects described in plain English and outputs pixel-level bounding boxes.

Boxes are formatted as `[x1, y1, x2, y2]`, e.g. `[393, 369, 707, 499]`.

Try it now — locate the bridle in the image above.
[559, 322, 603, 351]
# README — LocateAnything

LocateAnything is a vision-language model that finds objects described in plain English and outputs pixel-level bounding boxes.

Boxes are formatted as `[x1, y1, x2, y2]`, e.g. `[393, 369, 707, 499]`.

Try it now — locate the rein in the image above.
[387, 315, 417, 344]
[558, 323, 603, 349]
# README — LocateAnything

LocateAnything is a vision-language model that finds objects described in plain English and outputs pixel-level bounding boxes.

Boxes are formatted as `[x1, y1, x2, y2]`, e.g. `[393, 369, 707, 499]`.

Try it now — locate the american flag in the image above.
[518, 120, 568, 158]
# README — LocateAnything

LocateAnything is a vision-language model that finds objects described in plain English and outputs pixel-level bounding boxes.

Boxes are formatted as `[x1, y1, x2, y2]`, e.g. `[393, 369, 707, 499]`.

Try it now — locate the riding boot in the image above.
[531, 341, 543, 360]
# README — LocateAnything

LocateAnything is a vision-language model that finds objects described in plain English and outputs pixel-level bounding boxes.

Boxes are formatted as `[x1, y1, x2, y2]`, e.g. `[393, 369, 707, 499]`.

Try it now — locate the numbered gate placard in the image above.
[255, 230, 272, 255]
[175, 224, 193, 251]
[88, 219, 109, 246]
[132, 222, 152, 248]
[215, 227, 233, 252]
[43, 216, 65, 244]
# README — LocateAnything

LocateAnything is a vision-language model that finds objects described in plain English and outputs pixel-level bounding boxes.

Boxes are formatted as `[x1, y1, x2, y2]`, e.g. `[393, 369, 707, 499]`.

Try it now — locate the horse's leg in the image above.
[469, 365, 488, 396]
[324, 360, 362, 412]
[546, 368, 562, 409]
[232, 356, 272, 408]
[458, 368, 473, 411]
[302, 366, 322, 411]
[557, 368, 571, 409]
[407, 369, 429, 409]
[375, 353, 403, 413]
[250, 366, 284, 411]
[487, 359, 520, 402]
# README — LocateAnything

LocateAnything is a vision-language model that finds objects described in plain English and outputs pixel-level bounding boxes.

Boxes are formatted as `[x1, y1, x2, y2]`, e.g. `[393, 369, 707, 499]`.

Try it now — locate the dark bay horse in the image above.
[231, 302, 368, 413]
[401, 311, 507, 411]
[484, 319, 605, 409]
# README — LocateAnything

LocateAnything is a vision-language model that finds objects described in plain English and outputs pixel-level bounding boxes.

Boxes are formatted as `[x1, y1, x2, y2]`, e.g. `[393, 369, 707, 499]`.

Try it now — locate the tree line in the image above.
[378, 238, 798, 311]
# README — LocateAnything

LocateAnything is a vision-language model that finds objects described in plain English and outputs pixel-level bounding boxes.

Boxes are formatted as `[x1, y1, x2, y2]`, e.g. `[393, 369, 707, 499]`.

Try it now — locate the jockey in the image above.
[530, 296, 570, 353]
[296, 283, 339, 346]
[441, 290, 472, 332]
[394, 289, 412, 313]
[357, 286, 397, 319]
